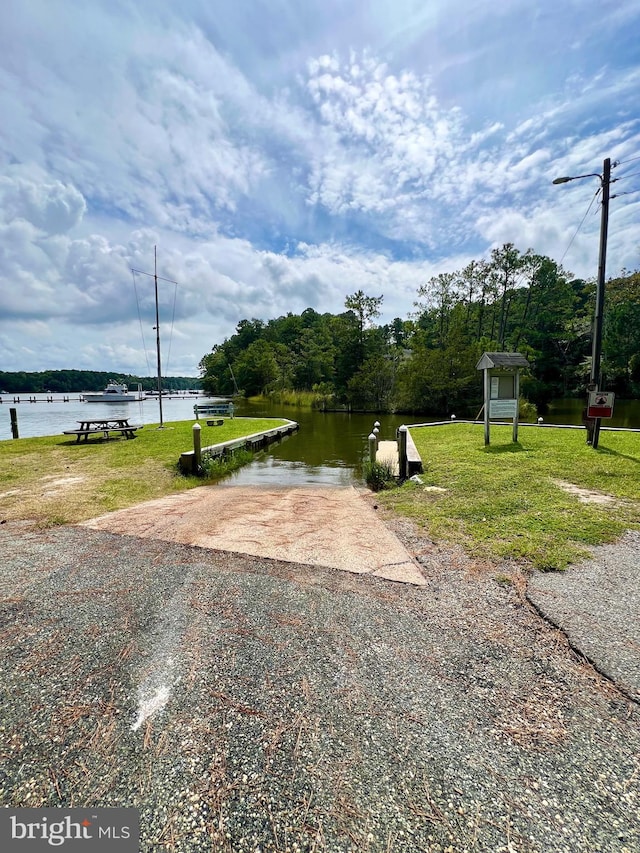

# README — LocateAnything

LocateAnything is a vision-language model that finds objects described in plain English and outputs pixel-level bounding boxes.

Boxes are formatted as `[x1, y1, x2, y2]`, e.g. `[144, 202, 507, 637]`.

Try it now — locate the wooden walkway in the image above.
[376, 440, 400, 475]
[375, 432, 423, 479]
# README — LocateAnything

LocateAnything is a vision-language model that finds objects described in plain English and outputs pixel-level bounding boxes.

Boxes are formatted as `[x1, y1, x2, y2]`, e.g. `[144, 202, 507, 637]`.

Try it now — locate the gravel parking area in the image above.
[0, 518, 639, 852]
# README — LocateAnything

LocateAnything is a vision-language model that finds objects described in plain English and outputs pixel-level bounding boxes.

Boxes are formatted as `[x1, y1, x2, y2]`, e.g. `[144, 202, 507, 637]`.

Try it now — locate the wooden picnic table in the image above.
[63, 417, 142, 443]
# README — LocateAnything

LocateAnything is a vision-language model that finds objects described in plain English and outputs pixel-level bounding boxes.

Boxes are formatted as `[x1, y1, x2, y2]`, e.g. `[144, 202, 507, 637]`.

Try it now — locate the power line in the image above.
[559, 187, 600, 265]
[613, 169, 640, 182]
[611, 188, 640, 199]
[616, 153, 640, 166]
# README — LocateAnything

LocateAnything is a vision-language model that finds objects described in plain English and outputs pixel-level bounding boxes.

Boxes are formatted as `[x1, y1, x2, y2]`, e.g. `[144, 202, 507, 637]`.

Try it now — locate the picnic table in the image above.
[63, 418, 142, 443]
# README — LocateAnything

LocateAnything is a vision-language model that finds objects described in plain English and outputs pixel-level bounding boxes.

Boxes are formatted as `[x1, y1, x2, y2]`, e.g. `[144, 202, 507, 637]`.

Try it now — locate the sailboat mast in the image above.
[154, 245, 164, 427]
[131, 250, 177, 431]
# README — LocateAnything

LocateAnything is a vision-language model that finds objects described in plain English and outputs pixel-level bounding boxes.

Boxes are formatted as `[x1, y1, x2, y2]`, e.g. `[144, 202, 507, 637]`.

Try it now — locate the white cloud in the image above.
[0, 176, 86, 235]
[0, 1, 639, 374]
[304, 54, 465, 221]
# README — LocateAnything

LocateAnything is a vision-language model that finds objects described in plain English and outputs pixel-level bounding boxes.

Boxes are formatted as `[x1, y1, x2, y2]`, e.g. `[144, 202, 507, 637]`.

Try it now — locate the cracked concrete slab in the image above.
[80, 485, 426, 585]
[527, 530, 640, 702]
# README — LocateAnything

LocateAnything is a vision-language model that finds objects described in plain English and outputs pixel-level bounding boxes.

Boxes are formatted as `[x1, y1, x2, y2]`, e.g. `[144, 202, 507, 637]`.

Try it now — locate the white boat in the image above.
[83, 382, 138, 403]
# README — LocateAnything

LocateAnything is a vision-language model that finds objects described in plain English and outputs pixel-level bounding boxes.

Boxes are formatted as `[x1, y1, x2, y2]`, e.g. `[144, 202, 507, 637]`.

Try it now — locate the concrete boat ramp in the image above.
[81, 485, 426, 586]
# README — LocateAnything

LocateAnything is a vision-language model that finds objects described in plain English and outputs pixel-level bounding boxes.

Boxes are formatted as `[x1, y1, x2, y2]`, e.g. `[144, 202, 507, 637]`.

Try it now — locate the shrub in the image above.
[519, 397, 538, 421]
[199, 448, 253, 479]
[363, 459, 396, 491]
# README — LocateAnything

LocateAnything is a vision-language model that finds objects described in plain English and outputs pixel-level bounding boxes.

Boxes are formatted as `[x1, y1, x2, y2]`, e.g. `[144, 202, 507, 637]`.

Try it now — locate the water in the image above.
[543, 397, 640, 429]
[0, 393, 205, 442]
[218, 402, 409, 486]
[0, 393, 405, 486]
[3, 393, 638, 486]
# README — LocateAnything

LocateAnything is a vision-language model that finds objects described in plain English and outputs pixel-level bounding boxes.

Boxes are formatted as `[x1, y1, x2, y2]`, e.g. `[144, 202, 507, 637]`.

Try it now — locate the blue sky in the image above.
[1, 0, 639, 376]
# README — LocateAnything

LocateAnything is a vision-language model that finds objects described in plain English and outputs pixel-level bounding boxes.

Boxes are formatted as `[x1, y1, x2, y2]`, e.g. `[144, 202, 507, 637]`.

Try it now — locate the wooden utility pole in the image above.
[553, 157, 613, 449]
[590, 157, 611, 449]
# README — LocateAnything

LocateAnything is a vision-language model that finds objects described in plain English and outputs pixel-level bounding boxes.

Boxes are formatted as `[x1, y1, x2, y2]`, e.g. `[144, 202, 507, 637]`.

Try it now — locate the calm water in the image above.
[219, 401, 409, 486]
[2, 393, 638, 486]
[0, 394, 202, 442]
[544, 397, 640, 429]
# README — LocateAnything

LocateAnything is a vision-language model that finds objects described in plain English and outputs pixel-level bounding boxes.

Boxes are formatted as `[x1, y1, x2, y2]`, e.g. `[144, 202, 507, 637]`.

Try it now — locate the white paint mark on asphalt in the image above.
[130, 591, 188, 733]
[132, 684, 172, 731]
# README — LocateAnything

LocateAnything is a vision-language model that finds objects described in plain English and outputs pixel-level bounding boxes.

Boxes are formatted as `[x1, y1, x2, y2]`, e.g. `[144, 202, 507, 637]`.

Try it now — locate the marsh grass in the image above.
[262, 390, 319, 408]
[362, 458, 396, 491]
[377, 423, 640, 570]
[0, 417, 288, 527]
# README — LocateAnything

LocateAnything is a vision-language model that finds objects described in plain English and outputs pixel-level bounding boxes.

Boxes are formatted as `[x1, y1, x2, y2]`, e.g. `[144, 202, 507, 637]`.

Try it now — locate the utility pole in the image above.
[553, 157, 614, 449]
[590, 157, 611, 449]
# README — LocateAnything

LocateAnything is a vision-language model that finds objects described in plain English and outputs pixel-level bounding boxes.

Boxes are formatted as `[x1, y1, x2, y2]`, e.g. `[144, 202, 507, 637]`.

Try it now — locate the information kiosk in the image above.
[476, 352, 529, 446]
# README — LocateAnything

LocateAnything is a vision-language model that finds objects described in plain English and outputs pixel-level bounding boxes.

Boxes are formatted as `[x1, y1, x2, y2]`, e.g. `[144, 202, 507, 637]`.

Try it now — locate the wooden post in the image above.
[398, 425, 407, 480]
[513, 370, 520, 442]
[483, 370, 490, 446]
[10, 407, 18, 439]
[193, 422, 202, 473]
[368, 433, 377, 464]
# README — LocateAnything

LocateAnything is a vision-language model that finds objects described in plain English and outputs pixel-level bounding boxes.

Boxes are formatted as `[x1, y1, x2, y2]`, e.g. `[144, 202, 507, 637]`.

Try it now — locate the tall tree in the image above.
[457, 260, 489, 337]
[416, 273, 459, 349]
[489, 243, 528, 349]
[344, 290, 383, 366]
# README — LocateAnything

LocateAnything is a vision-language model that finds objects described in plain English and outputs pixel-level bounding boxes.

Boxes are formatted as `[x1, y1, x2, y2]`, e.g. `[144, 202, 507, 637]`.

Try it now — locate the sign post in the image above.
[587, 391, 614, 420]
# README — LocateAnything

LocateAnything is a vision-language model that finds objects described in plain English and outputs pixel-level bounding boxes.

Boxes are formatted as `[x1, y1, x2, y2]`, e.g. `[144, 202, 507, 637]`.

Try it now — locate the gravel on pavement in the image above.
[0, 511, 638, 853]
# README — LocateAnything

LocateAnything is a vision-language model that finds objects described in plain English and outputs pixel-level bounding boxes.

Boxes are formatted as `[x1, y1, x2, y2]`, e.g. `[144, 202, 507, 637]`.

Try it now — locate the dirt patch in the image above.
[553, 478, 619, 506]
[0, 489, 21, 499]
[40, 475, 86, 497]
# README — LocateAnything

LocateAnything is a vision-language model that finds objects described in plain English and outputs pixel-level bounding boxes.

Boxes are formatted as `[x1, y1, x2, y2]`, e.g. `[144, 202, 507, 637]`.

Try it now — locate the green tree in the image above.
[415, 272, 459, 349]
[234, 339, 280, 396]
[199, 347, 236, 396]
[344, 290, 383, 368]
[347, 355, 396, 411]
[488, 243, 530, 349]
[602, 271, 640, 394]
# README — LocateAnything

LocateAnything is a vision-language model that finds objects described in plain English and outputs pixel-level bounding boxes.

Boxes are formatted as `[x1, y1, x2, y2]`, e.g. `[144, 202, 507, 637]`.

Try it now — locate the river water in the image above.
[2, 393, 639, 486]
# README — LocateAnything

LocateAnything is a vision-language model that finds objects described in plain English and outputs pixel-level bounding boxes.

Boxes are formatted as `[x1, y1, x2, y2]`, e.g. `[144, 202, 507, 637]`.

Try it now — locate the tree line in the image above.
[199, 244, 640, 415]
[0, 370, 200, 394]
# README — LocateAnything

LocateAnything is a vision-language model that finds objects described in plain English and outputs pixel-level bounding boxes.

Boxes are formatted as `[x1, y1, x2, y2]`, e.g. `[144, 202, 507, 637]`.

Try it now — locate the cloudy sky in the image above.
[1, 0, 639, 377]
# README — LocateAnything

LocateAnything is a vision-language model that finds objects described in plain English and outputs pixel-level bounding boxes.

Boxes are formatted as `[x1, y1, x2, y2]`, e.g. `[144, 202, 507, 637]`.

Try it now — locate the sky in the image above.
[1, 0, 639, 378]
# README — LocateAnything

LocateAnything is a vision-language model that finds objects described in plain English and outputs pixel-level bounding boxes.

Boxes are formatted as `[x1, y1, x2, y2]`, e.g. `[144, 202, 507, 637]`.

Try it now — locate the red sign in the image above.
[587, 391, 614, 419]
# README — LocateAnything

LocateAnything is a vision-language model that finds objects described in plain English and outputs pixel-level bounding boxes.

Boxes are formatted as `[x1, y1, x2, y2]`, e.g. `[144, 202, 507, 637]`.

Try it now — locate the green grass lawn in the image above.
[377, 423, 640, 570]
[0, 417, 289, 526]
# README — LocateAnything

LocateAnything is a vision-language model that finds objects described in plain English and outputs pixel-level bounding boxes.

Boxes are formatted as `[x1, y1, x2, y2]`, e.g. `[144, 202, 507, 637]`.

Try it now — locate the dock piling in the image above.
[193, 422, 202, 473]
[10, 407, 19, 439]
[397, 425, 407, 480]
[368, 432, 377, 463]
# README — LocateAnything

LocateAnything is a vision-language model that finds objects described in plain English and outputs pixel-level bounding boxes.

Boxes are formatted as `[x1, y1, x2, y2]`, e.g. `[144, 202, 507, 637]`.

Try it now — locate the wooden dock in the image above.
[179, 419, 299, 474]
[376, 432, 423, 479]
[376, 440, 400, 475]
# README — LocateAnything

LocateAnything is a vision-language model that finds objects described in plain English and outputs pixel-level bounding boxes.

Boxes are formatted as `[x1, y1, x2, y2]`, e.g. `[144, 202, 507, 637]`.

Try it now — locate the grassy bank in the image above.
[0, 417, 288, 527]
[377, 423, 640, 570]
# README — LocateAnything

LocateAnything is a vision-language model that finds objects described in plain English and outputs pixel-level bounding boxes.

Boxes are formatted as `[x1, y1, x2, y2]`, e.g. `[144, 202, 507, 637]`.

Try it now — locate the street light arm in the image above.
[552, 172, 602, 185]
